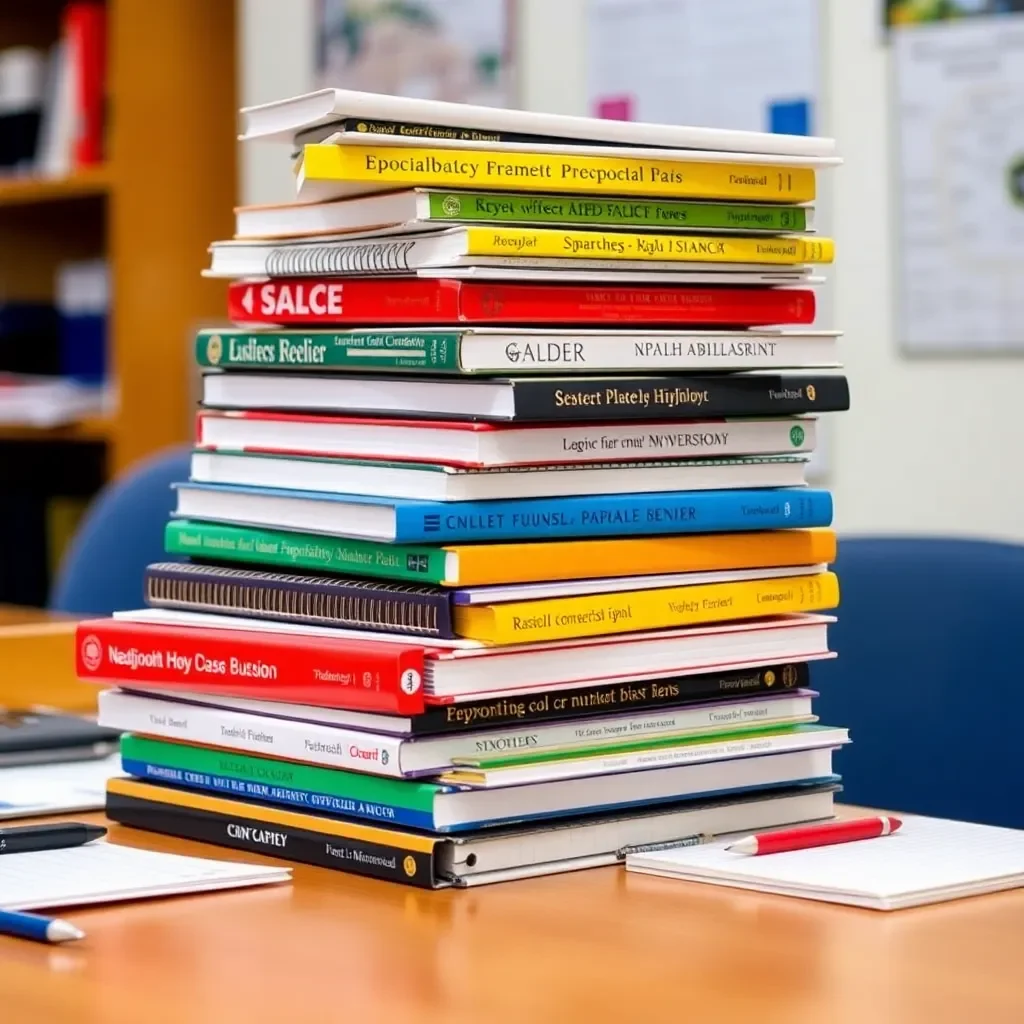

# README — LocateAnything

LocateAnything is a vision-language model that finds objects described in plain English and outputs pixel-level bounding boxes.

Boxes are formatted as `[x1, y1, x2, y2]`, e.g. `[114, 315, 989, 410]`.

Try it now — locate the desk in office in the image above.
[2, 812, 1024, 1024]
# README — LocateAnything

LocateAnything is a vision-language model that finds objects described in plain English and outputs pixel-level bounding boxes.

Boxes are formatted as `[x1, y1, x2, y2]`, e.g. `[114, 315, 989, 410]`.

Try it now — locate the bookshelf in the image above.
[0, 0, 237, 604]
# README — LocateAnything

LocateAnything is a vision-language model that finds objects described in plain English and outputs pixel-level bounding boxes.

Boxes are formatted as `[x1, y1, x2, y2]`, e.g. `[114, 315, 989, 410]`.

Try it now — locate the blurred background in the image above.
[1, 0, 1022, 609]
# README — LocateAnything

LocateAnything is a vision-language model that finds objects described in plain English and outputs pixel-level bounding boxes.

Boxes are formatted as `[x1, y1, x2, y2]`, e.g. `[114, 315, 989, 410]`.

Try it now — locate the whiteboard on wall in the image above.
[314, 0, 515, 107]
[586, 0, 818, 134]
[585, 0, 828, 481]
[892, 13, 1024, 354]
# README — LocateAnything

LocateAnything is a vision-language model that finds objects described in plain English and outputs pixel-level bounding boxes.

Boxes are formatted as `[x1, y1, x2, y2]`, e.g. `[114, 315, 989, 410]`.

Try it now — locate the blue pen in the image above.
[0, 908, 84, 944]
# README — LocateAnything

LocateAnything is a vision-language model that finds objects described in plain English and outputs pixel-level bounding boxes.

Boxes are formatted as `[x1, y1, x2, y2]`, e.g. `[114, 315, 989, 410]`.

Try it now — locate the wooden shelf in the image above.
[0, 166, 111, 208]
[0, 415, 113, 443]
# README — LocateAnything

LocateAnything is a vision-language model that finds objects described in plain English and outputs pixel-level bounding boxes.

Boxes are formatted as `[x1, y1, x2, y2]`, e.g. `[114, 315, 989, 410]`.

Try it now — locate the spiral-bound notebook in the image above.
[626, 815, 1024, 910]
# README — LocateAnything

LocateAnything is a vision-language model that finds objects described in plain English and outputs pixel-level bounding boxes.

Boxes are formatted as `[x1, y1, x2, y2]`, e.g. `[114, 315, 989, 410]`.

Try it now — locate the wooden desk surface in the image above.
[4, 812, 1024, 1024]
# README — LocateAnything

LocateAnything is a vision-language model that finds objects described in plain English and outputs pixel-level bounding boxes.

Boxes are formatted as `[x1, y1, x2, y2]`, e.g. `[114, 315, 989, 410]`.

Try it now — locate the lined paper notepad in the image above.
[626, 815, 1024, 910]
[0, 842, 291, 911]
[0, 754, 121, 819]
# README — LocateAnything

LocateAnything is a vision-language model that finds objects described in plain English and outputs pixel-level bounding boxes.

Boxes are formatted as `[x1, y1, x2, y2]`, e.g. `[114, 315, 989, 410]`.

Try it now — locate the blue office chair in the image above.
[813, 536, 1024, 829]
[48, 446, 191, 615]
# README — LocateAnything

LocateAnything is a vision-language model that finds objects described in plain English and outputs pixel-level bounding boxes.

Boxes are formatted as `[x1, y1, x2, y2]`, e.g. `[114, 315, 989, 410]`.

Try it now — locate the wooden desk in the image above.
[3, 812, 1024, 1024]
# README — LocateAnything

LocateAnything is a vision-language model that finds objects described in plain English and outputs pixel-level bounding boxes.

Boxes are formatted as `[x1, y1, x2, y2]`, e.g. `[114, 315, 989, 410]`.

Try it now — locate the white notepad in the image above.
[0, 841, 291, 911]
[0, 754, 121, 819]
[626, 815, 1024, 910]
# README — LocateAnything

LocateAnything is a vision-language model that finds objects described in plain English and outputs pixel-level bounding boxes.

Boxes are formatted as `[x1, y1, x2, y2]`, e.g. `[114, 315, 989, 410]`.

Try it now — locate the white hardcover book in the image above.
[443, 727, 849, 788]
[196, 413, 817, 467]
[454, 329, 841, 373]
[97, 690, 408, 778]
[239, 88, 837, 159]
[188, 449, 810, 502]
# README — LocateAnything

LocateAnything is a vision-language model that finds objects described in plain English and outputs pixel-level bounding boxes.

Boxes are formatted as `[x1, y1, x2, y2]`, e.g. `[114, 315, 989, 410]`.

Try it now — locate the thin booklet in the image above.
[626, 815, 1024, 910]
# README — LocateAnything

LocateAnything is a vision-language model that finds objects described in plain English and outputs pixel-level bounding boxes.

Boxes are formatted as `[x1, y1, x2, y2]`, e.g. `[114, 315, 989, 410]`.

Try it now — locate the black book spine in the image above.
[507, 374, 850, 422]
[105, 790, 443, 889]
[294, 116, 648, 151]
[144, 562, 454, 638]
[413, 661, 810, 734]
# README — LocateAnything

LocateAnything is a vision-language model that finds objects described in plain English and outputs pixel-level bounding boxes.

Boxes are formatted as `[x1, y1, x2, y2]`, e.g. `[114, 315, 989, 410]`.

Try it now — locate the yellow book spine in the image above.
[107, 778, 438, 852]
[448, 529, 837, 586]
[453, 572, 840, 644]
[302, 144, 817, 203]
[462, 227, 833, 265]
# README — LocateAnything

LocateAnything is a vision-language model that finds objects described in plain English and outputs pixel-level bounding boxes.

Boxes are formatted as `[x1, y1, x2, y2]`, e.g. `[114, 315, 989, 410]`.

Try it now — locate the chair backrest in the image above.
[48, 447, 191, 615]
[813, 536, 1024, 828]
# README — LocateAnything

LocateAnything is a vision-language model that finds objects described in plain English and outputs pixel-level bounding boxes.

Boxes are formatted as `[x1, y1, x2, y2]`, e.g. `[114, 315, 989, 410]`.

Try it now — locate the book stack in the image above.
[78, 91, 851, 888]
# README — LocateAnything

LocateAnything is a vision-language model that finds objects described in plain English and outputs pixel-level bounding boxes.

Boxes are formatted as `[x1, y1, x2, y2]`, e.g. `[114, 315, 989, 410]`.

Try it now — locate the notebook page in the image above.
[626, 816, 1024, 908]
[0, 755, 120, 819]
[0, 841, 291, 911]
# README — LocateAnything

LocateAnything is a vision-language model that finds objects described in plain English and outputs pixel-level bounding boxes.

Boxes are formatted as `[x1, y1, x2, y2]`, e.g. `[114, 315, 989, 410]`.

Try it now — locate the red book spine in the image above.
[227, 278, 815, 327]
[75, 620, 430, 715]
[454, 283, 817, 326]
[64, 1, 107, 167]
[227, 278, 459, 325]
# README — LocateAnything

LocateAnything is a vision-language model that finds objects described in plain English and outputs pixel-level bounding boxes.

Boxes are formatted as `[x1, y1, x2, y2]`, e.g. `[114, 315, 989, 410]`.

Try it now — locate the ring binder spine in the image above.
[143, 562, 453, 637]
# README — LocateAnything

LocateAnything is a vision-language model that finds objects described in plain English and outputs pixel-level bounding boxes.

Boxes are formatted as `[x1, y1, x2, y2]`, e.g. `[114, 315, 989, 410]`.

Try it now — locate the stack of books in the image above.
[77, 91, 851, 888]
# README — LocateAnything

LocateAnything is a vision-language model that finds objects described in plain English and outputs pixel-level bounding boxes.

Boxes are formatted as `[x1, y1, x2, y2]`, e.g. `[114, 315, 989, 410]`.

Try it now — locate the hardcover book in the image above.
[133, 661, 817, 737]
[195, 327, 839, 374]
[101, 607, 835, 711]
[171, 484, 834, 543]
[194, 412, 817, 468]
[234, 188, 814, 240]
[200, 371, 850, 422]
[294, 142, 820, 203]
[239, 87, 837, 158]
[188, 449, 812, 503]
[163, 519, 837, 587]
[224, 277, 817, 327]
[104, 688, 822, 780]
[207, 226, 833, 278]
[108, 776, 840, 886]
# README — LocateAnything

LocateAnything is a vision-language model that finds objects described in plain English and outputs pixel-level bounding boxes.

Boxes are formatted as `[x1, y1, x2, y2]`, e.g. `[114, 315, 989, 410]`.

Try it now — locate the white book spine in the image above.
[478, 418, 816, 464]
[452, 728, 847, 788]
[460, 334, 839, 373]
[405, 694, 814, 773]
[97, 690, 407, 778]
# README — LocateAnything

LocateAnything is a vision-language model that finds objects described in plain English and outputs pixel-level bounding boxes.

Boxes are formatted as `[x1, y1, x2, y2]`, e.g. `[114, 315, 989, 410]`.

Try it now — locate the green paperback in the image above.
[165, 520, 451, 584]
[423, 190, 810, 232]
[196, 328, 462, 372]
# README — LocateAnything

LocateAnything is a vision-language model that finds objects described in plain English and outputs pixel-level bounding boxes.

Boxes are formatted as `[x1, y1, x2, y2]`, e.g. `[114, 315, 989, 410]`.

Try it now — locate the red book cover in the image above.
[227, 278, 815, 328]
[64, 1, 107, 167]
[75, 619, 434, 715]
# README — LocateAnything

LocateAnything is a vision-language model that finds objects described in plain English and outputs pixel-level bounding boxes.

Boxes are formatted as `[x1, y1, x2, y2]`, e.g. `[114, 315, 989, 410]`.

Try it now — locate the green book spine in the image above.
[120, 735, 440, 829]
[458, 723, 813, 769]
[424, 190, 808, 232]
[165, 520, 451, 584]
[195, 328, 464, 372]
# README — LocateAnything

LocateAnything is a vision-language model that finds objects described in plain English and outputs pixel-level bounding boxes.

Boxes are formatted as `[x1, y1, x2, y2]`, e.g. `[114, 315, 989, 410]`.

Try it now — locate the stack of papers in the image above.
[0, 841, 291, 911]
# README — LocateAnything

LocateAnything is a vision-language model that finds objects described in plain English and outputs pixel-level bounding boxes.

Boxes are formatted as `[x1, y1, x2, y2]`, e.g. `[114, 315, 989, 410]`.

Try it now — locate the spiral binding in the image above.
[145, 562, 444, 635]
[264, 240, 419, 277]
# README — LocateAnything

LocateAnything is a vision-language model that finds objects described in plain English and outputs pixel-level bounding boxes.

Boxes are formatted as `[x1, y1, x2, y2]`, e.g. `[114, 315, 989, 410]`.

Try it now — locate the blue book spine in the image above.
[120, 758, 440, 832]
[394, 488, 833, 543]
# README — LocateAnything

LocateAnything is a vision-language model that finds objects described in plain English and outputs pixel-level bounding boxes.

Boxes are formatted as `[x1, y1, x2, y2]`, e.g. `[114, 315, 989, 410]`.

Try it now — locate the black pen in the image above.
[0, 822, 107, 855]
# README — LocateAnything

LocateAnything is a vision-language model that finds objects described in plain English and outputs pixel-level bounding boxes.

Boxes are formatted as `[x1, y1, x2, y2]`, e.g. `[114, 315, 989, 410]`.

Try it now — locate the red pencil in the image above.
[726, 816, 903, 856]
